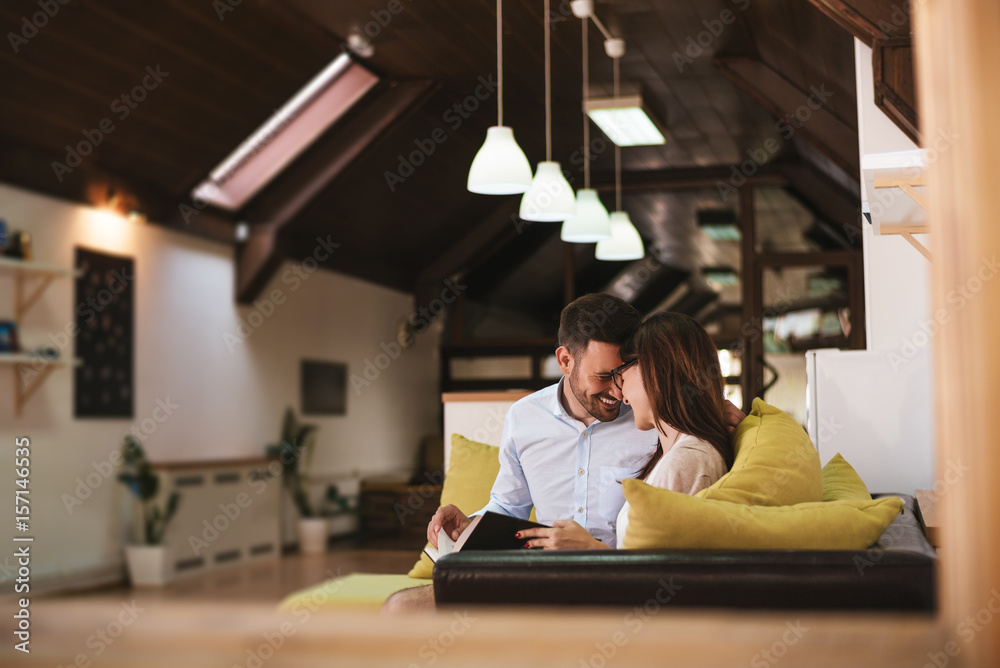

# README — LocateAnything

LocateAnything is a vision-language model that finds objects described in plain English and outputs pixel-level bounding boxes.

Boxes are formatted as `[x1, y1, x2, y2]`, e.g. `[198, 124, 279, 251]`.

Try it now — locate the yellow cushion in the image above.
[622, 478, 903, 550]
[822, 453, 872, 502]
[407, 433, 503, 579]
[278, 574, 431, 612]
[696, 398, 822, 506]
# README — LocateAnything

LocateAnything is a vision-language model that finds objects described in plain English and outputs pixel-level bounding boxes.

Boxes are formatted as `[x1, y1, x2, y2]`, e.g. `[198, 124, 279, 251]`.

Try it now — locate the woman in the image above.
[520, 312, 735, 549]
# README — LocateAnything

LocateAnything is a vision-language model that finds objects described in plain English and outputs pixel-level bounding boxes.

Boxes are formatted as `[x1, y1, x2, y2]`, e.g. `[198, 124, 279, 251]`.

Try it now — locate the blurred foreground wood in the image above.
[2, 597, 949, 668]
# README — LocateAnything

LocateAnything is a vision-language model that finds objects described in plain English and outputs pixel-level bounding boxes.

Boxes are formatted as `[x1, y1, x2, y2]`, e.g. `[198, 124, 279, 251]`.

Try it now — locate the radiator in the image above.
[153, 458, 282, 581]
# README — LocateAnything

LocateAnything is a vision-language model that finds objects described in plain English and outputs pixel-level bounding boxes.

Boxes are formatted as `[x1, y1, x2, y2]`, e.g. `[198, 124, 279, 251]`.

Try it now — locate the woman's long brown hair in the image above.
[621, 312, 734, 480]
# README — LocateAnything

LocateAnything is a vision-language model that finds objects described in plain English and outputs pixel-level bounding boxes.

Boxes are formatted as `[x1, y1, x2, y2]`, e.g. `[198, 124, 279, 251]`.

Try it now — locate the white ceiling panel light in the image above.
[585, 94, 666, 147]
[520, 0, 575, 222]
[467, 0, 533, 194]
[192, 53, 379, 211]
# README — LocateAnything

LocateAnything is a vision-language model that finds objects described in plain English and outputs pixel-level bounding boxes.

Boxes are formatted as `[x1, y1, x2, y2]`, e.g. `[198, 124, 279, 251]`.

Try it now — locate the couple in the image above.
[383, 293, 743, 612]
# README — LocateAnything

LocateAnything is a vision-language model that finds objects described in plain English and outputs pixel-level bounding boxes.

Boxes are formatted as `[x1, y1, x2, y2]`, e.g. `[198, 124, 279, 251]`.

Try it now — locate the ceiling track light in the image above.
[519, 0, 575, 222]
[467, 0, 533, 195]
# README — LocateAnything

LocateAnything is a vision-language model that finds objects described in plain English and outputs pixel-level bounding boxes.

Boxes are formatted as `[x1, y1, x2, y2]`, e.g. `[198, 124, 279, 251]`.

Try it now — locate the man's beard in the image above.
[567, 368, 621, 422]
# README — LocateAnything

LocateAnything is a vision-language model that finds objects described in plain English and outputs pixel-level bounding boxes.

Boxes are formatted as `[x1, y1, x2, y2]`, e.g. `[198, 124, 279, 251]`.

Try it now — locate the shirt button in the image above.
[577, 507, 583, 513]
[578, 469, 585, 475]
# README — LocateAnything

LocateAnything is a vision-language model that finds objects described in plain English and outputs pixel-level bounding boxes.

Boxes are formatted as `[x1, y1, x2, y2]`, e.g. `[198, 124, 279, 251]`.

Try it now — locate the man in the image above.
[382, 294, 742, 612]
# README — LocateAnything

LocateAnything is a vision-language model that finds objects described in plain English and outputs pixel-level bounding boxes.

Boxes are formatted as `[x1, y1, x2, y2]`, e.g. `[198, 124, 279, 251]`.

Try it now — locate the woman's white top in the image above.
[615, 433, 727, 548]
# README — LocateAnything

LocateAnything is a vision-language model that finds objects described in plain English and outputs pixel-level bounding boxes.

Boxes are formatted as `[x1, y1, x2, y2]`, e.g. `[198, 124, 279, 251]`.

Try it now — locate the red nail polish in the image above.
[524, 542, 531, 548]
[515, 532, 521, 538]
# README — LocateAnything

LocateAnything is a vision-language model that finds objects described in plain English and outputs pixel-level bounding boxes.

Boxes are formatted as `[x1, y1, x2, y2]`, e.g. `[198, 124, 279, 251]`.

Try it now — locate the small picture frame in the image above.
[301, 360, 347, 416]
[0, 320, 20, 353]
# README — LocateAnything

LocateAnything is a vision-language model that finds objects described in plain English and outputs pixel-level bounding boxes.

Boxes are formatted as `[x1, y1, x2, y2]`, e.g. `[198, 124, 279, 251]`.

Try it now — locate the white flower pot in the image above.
[124, 545, 170, 587]
[297, 517, 330, 554]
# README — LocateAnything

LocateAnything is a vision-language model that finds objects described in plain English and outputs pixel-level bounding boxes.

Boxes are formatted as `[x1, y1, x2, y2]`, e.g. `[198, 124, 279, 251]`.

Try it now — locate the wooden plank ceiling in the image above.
[0, 0, 868, 326]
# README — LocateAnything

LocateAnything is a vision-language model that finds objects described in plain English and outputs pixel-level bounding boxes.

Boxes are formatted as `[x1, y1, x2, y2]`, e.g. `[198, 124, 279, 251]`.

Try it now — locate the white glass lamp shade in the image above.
[467, 126, 533, 194]
[561, 189, 610, 242]
[519, 161, 576, 222]
[596, 211, 644, 260]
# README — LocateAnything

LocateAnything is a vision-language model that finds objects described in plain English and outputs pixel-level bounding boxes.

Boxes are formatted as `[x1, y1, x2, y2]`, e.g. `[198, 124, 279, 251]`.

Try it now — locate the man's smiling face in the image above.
[563, 340, 625, 422]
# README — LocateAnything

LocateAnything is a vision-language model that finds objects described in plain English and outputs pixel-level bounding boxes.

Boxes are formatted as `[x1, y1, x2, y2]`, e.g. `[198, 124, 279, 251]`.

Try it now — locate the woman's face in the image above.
[621, 362, 655, 431]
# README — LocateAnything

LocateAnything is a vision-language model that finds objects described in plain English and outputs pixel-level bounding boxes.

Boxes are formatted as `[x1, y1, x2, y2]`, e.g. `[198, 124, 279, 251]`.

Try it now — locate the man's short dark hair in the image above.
[558, 293, 641, 358]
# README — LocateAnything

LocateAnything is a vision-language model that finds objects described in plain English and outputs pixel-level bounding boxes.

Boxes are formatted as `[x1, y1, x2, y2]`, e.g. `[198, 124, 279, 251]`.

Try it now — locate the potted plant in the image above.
[117, 435, 179, 586]
[265, 407, 352, 554]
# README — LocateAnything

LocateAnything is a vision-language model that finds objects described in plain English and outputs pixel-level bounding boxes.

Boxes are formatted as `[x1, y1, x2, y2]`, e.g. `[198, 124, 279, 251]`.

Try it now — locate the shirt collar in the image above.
[549, 376, 632, 428]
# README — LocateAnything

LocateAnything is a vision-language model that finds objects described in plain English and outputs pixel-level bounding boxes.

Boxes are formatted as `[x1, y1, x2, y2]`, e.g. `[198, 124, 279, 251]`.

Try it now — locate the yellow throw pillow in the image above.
[623, 478, 902, 550]
[822, 453, 872, 502]
[407, 434, 502, 578]
[697, 398, 822, 506]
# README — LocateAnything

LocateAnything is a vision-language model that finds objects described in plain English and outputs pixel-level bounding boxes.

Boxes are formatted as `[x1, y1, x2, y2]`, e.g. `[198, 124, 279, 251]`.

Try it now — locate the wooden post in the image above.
[562, 242, 575, 307]
[739, 185, 762, 414]
[912, 1, 1000, 665]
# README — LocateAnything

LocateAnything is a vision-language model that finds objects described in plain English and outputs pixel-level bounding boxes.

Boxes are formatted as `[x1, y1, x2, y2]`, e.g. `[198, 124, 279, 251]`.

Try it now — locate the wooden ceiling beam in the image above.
[590, 164, 787, 194]
[806, 0, 911, 46]
[714, 56, 860, 181]
[234, 77, 437, 304]
[805, 1, 919, 143]
[235, 226, 283, 305]
[413, 199, 521, 312]
[777, 162, 864, 246]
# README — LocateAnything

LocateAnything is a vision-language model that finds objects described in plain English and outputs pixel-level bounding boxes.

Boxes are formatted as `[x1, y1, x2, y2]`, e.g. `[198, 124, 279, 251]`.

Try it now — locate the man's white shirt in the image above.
[474, 378, 658, 546]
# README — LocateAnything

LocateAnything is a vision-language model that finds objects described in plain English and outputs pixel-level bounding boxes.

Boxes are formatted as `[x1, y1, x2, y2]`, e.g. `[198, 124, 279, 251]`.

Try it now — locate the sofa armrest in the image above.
[432, 494, 936, 611]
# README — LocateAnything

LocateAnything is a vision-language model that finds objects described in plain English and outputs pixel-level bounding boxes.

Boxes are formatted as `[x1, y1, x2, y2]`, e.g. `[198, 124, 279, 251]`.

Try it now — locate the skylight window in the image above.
[192, 53, 379, 211]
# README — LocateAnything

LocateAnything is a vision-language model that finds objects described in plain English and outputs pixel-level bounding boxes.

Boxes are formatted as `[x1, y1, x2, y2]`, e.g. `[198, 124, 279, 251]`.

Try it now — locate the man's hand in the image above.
[724, 399, 746, 434]
[517, 520, 611, 550]
[427, 504, 471, 548]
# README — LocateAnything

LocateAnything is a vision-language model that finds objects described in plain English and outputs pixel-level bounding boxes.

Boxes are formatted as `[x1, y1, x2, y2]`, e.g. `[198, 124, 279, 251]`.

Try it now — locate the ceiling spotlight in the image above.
[570, 0, 593, 19]
[347, 32, 375, 58]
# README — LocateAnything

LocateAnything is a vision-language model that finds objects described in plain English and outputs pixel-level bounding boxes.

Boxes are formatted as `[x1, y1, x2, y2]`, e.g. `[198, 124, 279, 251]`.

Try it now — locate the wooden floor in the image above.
[54, 546, 420, 606]
[1, 543, 956, 668]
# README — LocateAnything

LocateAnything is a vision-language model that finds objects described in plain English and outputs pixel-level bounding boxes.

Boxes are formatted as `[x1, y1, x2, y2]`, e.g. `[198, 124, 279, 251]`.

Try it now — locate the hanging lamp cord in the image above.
[544, 0, 552, 161]
[614, 54, 621, 211]
[497, 0, 503, 126]
[582, 18, 590, 189]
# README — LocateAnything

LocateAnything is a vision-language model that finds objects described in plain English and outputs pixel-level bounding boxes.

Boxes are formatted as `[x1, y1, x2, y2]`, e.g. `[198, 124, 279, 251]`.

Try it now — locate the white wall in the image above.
[0, 183, 440, 584]
[855, 39, 931, 350]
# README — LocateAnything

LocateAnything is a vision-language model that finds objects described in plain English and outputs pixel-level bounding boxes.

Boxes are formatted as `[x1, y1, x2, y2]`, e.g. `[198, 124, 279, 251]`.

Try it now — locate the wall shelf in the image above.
[1, 355, 82, 417]
[862, 149, 932, 262]
[0, 256, 83, 319]
[0, 257, 83, 416]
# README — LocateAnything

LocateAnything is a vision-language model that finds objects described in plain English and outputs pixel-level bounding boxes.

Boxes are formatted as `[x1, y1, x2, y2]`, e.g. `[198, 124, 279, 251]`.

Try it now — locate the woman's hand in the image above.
[517, 520, 611, 550]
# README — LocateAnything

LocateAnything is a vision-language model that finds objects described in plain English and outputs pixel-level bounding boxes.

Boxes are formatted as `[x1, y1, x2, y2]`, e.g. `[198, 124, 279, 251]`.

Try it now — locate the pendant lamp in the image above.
[562, 16, 610, 242]
[520, 0, 576, 222]
[468, 0, 532, 194]
[596, 50, 644, 260]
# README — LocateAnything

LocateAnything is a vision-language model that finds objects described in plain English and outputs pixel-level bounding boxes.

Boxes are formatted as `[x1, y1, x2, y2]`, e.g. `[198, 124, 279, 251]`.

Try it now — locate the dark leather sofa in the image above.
[433, 494, 936, 611]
